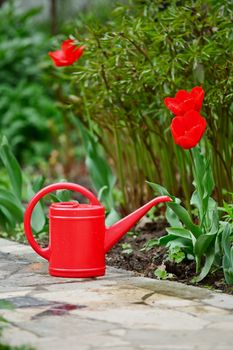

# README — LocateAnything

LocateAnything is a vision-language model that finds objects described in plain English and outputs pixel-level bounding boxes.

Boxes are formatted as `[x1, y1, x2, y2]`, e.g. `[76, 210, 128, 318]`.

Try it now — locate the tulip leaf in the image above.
[167, 202, 202, 238]
[0, 189, 23, 223]
[165, 205, 182, 227]
[194, 247, 215, 282]
[194, 233, 216, 260]
[105, 207, 121, 226]
[147, 181, 176, 201]
[25, 177, 45, 233]
[56, 189, 72, 202]
[0, 136, 22, 201]
[159, 234, 191, 248]
[166, 227, 193, 240]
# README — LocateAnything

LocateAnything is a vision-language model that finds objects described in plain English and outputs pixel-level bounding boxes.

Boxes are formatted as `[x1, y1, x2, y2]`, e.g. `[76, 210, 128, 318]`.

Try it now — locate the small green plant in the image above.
[121, 243, 133, 255]
[141, 238, 159, 252]
[149, 144, 219, 282]
[167, 246, 186, 264]
[149, 84, 232, 284]
[154, 265, 173, 280]
[219, 193, 233, 225]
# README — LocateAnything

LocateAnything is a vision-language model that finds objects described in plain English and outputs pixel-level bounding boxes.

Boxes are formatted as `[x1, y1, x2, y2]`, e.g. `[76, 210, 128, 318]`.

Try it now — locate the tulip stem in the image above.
[190, 146, 204, 220]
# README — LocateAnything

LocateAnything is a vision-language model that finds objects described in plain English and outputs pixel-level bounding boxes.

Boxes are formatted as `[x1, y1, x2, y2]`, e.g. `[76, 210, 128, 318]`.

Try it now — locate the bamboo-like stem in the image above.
[114, 126, 127, 206]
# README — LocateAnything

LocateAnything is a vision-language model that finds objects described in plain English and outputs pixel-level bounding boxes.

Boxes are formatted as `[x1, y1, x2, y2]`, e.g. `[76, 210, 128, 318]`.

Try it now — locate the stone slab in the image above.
[0, 238, 233, 350]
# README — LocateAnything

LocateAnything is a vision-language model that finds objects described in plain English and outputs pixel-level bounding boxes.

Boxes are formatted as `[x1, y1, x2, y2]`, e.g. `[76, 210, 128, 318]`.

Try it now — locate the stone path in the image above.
[0, 238, 233, 350]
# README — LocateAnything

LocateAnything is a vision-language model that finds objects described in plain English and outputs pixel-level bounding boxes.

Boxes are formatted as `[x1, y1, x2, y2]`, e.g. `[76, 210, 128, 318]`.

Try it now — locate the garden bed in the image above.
[107, 220, 233, 295]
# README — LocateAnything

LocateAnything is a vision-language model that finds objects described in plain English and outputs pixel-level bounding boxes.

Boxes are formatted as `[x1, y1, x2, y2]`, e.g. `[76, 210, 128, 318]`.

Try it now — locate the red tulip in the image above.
[164, 86, 204, 116]
[170, 110, 207, 149]
[48, 39, 84, 67]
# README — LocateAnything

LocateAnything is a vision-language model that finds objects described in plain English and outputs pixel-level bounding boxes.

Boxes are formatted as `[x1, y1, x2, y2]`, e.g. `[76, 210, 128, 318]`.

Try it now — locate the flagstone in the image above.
[0, 238, 233, 350]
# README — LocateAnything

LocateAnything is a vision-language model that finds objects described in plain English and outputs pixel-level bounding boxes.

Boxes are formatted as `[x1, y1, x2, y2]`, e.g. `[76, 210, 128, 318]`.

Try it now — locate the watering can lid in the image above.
[49, 201, 105, 217]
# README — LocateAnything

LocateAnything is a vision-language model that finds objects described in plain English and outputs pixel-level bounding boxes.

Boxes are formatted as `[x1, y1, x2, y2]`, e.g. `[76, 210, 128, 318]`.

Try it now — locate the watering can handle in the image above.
[24, 182, 101, 260]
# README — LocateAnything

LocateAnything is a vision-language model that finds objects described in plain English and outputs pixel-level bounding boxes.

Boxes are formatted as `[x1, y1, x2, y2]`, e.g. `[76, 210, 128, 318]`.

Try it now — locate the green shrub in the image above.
[0, 1, 62, 164]
[61, 0, 232, 211]
[0, 135, 72, 239]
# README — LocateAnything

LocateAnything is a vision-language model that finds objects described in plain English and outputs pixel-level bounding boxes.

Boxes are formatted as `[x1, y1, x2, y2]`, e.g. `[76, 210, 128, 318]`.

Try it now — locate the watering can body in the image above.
[24, 182, 171, 278]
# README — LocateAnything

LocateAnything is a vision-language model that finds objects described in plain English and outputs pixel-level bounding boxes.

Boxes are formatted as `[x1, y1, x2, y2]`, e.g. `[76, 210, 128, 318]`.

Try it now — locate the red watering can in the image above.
[24, 182, 171, 278]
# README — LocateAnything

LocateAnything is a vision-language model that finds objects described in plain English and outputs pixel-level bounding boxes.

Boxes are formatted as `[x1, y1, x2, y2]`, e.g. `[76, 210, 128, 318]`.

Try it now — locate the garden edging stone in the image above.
[0, 238, 233, 350]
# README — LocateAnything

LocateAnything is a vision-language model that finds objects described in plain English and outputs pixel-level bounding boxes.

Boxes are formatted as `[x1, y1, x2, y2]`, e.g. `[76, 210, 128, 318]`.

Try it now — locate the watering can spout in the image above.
[104, 196, 172, 253]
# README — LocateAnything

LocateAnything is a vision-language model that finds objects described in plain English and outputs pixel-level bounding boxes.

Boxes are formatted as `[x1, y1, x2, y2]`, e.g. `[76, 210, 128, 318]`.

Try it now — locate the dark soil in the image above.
[106, 220, 233, 295]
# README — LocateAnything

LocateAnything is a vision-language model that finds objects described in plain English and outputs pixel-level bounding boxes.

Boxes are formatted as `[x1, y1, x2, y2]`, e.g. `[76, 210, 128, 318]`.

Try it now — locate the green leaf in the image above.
[165, 238, 194, 255]
[159, 235, 192, 250]
[168, 246, 185, 263]
[166, 227, 193, 240]
[32, 176, 45, 193]
[194, 247, 215, 282]
[203, 159, 214, 200]
[0, 136, 22, 201]
[98, 185, 108, 202]
[194, 233, 216, 259]
[190, 190, 201, 212]
[208, 198, 219, 234]
[0, 189, 23, 223]
[105, 207, 121, 226]
[159, 234, 178, 245]
[154, 266, 173, 280]
[165, 205, 182, 227]
[221, 222, 232, 260]
[168, 202, 202, 238]
[148, 182, 183, 228]
[147, 181, 171, 197]
[56, 189, 72, 202]
[224, 267, 233, 285]
[25, 177, 45, 233]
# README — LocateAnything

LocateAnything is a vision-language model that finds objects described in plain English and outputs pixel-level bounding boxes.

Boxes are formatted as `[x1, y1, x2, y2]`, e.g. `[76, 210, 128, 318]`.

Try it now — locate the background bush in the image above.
[59, 0, 233, 212]
[0, 1, 62, 165]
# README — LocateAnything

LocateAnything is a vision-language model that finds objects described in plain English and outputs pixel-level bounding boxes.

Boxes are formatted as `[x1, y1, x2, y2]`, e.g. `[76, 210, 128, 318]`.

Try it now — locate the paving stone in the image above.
[202, 293, 233, 310]
[1, 238, 233, 350]
[146, 293, 199, 307]
[78, 305, 210, 330]
[124, 329, 233, 349]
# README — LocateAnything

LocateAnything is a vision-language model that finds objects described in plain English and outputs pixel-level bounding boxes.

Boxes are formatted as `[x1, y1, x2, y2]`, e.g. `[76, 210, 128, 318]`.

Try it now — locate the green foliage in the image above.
[0, 136, 70, 238]
[149, 146, 220, 282]
[0, 0, 62, 164]
[141, 238, 158, 252]
[149, 145, 233, 283]
[121, 242, 133, 255]
[73, 118, 121, 225]
[219, 193, 233, 225]
[154, 265, 173, 280]
[167, 246, 186, 264]
[0, 136, 42, 234]
[221, 222, 233, 284]
[62, 0, 232, 211]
